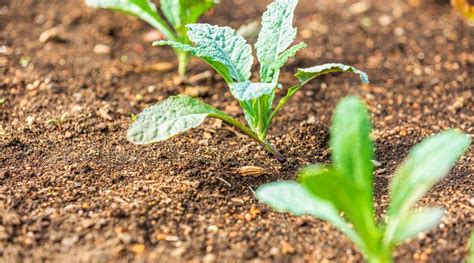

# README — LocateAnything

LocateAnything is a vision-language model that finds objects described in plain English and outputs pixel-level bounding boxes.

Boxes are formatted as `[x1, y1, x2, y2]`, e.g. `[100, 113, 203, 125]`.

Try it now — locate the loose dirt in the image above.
[1, 0, 472, 262]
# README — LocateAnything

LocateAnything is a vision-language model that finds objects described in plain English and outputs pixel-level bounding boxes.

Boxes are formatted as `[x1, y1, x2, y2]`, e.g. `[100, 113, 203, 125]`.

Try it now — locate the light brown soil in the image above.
[1, 0, 473, 262]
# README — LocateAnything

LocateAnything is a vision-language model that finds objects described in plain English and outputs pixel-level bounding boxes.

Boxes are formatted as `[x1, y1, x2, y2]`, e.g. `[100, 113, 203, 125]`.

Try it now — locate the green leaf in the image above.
[180, 0, 219, 25]
[155, 40, 233, 83]
[160, 0, 219, 29]
[128, 95, 225, 144]
[295, 63, 369, 84]
[383, 130, 470, 246]
[300, 165, 357, 216]
[128, 95, 266, 151]
[263, 42, 306, 83]
[85, 0, 176, 41]
[154, 40, 194, 52]
[331, 96, 374, 199]
[300, 164, 382, 257]
[271, 42, 306, 71]
[256, 0, 299, 83]
[388, 130, 470, 217]
[391, 208, 445, 243]
[230, 82, 276, 101]
[327, 96, 383, 250]
[186, 23, 253, 82]
[256, 181, 363, 248]
[268, 63, 369, 126]
[160, 0, 182, 28]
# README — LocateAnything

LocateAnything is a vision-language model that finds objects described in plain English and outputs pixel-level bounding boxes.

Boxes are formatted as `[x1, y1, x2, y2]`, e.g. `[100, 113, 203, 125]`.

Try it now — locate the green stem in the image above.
[262, 138, 285, 162]
[177, 51, 190, 79]
[366, 249, 393, 263]
[210, 114, 285, 162]
[256, 99, 265, 136]
[266, 83, 302, 135]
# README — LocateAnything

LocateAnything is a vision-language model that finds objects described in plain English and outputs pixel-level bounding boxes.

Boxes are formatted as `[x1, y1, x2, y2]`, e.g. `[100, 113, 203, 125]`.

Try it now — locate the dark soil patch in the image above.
[1, 0, 473, 262]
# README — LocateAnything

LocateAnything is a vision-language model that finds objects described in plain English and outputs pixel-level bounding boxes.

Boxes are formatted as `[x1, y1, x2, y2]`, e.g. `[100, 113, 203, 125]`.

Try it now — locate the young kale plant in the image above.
[256, 96, 471, 262]
[126, 0, 369, 162]
[85, 0, 220, 77]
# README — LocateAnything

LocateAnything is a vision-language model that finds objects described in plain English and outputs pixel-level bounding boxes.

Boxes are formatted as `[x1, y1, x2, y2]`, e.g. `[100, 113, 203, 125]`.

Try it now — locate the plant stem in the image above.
[366, 249, 392, 263]
[262, 138, 285, 162]
[211, 114, 285, 162]
[177, 51, 190, 79]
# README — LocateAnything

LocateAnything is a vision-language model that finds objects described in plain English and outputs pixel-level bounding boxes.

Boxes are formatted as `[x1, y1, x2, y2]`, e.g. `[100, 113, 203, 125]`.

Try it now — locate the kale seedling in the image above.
[85, 0, 219, 77]
[256, 96, 471, 262]
[127, 0, 369, 162]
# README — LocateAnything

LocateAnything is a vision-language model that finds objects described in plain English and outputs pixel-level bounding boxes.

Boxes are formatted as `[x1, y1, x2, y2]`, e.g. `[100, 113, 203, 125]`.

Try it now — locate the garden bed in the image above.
[1, 0, 472, 261]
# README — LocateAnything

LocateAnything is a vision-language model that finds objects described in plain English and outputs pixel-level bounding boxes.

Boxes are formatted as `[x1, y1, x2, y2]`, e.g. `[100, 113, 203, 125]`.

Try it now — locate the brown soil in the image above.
[1, 0, 473, 262]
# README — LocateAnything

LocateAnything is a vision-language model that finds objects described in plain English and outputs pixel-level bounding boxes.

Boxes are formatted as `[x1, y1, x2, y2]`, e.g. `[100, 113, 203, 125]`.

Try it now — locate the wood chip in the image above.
[93, 44, 111, 55]
[39, 27, 63, 43]
[130, 243, 145, 254]
[150, 62, 174, 72]
[235, 166, 266, 177]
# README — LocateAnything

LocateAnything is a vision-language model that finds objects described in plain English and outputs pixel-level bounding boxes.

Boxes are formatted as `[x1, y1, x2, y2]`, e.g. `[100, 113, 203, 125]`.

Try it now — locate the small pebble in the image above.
[349, 2, 370, 15]
[183, 86, 210, 97]
[244, 213, 252, 221]
[236, 20, 261, 39]
[61, 235, 79, 247]
[150, 62, 174, 72]
[202, 253, 216, 263]
[64, 131, 73, 139]
[130, 243, 145, 254]
[394, 27, 405, 36]
[143, 30, 163, 42]
[378, 15, 393, 26]
[207, 225, 218, 233]
[26, 116, 35, 126]
[93, 44, 111, 55]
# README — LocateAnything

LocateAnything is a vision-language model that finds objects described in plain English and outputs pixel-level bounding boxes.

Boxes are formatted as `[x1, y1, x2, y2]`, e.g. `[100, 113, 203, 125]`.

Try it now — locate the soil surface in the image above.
[1, 0, 473, 262]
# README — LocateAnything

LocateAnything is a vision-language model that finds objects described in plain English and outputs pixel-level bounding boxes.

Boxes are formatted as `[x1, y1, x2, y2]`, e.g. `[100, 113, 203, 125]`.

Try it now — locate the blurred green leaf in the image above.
[385, 130, 471, 244]
[392, 208, 445, 243]
[256, 181, 363, 248]
[85, 0, 176, 41]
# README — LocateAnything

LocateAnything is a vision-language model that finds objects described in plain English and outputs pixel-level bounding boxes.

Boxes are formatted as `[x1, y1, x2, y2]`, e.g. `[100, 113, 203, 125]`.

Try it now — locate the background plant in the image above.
[85, 0, 219, 78]
[469, 230, 474, 263]
[127, 0, 368, 162]
[256, 96, 471, 262]
[451, 0, 474, 22]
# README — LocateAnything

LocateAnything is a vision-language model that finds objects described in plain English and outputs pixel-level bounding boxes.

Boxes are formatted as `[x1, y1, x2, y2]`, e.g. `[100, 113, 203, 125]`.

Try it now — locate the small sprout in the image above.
[85, 0, 220, 78]
[46, 112, 69, 126]
[60, 112, 69, 122]
[19, 56, 31, 67]
[46, 119, 58, 126]
[130, 0, 369, 162]
[0, 98, 5, 106]
[120, 55, 128, 63]
[256, 96, 471, 262]
[131, 113, 138, 122]
[135, 94, 144, 101]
